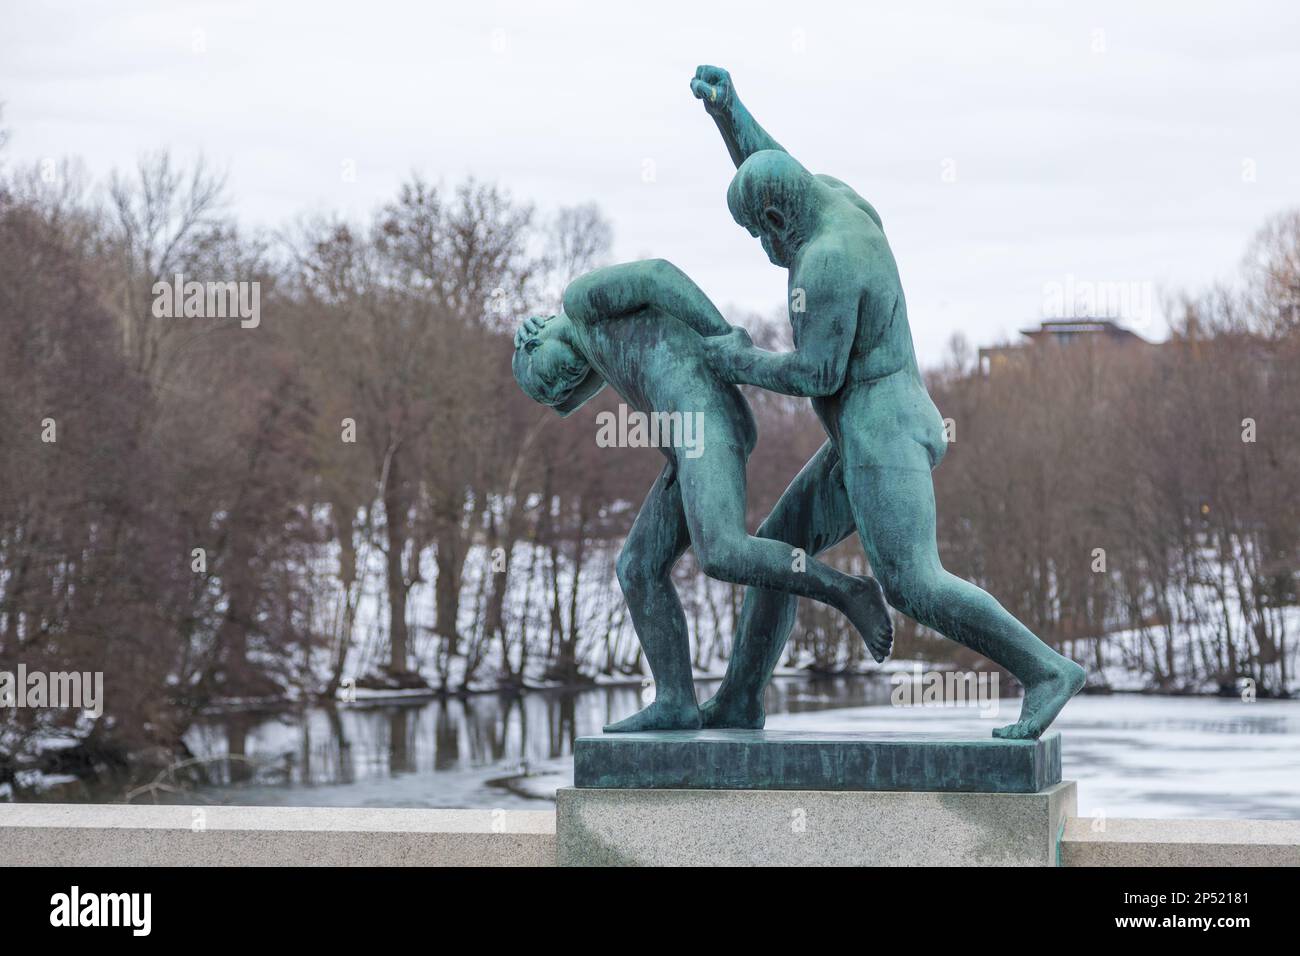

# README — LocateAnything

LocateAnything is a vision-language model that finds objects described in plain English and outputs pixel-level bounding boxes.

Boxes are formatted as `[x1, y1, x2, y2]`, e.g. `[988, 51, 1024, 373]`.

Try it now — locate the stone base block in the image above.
[557, 781, 1076, 866]
[1061, 817, 1300, 867]
[0, 804, 556, 867]
[575, 730, 1061, 793]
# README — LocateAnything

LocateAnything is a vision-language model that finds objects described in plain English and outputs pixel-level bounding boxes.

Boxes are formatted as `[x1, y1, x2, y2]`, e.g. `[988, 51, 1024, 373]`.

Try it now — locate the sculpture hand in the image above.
[515, 314, 549, 349]
[703, 325, 754, 382]
[690, 65, 734, 115]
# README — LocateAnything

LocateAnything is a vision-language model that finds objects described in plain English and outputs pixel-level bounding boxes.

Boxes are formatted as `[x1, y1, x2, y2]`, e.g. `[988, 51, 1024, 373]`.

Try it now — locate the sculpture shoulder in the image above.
[798, 233, 870, 288]
[563, 258, 687, 324]
[814, 173, 883, 230]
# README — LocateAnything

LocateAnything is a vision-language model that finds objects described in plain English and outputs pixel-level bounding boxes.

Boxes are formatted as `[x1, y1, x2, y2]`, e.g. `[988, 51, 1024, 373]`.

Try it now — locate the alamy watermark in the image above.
[890, 664, 1000, 718]
[0, 664, 103, 717]
[50, 886, 150, 936]
[596, 403, 705, 459]
[1042, 273, 1154, 330]
[151, 273, 260, 329]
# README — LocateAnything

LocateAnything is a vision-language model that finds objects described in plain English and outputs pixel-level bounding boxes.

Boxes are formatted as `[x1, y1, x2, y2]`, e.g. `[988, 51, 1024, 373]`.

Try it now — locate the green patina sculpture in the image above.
[513, 261, 893, 732]
[511, 67, 1085, 742]
[688, 65, 1085, 739]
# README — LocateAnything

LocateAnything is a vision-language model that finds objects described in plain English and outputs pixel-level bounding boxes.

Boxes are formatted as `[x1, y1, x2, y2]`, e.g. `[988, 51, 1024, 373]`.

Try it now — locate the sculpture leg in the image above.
[604, 461, 700, 733]
[675, 443, 891, 662]
[697, 442, 860, 729]
[842, 445, 1085, 739]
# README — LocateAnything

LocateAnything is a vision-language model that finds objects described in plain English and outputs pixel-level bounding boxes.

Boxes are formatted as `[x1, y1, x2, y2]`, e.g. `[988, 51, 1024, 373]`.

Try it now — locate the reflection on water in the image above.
[175, 677, 1300, 820]
[181, 676, 901, 806]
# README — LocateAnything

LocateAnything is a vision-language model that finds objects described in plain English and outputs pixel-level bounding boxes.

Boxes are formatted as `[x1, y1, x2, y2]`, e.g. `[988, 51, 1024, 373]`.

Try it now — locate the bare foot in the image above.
[845, 576, 894, 664]
[603, 699, 701, 733]
[993, 659, 1086, 739]
[699, 693, 764, 730]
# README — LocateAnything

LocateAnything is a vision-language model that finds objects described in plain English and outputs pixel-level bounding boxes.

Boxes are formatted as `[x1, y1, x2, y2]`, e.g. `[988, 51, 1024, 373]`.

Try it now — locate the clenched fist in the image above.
[690, 65, 734, 115]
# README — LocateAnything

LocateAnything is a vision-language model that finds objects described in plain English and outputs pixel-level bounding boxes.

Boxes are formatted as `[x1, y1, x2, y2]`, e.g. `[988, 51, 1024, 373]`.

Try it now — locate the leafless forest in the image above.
[1, 133, 1297, 784]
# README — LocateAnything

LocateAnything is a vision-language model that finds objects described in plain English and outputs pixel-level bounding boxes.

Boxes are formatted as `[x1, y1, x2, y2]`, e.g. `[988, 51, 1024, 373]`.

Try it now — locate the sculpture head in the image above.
[727, 150, 818, 268]
[512, 312, 591, 407]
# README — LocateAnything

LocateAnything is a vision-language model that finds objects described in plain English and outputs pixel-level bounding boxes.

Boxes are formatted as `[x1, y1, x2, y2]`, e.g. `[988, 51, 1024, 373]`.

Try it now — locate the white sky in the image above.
[3, 0, 1298, 365]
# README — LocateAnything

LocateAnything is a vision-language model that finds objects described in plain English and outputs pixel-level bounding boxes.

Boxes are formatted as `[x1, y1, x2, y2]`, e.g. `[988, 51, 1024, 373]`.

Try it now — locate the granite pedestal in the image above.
[558, 730, 1075, 866]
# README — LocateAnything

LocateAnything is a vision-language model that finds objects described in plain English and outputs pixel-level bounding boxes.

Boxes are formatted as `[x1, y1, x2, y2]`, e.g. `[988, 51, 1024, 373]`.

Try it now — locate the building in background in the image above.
[978, 318, 1158, 377]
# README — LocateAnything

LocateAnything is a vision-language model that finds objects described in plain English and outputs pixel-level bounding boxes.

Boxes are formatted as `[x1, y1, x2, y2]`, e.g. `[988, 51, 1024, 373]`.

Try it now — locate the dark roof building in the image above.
[979, 318, 1157, 376]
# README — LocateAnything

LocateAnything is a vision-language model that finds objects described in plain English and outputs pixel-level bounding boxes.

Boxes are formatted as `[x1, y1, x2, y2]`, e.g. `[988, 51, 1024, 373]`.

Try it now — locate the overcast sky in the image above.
[3, 0, 1298, 364]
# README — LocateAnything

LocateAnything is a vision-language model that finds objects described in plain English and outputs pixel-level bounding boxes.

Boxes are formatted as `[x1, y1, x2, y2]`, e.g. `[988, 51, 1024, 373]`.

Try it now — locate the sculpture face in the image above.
[727, 150, 813, 268]
[512, 314, 591, 407]
[758, 211, 793, 268]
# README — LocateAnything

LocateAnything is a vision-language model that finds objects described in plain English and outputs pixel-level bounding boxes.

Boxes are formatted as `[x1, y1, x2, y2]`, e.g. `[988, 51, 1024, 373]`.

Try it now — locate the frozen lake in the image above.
[165, 677, 1300, 820]
[769, 694, 1300, 819]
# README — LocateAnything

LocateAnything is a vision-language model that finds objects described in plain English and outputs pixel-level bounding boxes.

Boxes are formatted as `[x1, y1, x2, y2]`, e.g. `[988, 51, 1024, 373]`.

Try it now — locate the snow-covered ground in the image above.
[174, 684, 1300, 820]
[315, 529, 1300, 698]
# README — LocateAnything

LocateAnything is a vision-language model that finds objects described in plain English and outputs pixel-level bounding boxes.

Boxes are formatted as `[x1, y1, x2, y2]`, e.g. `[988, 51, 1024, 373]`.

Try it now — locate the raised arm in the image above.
[705, 250, 858, 398]
[690, 66, 786, 169]
[562, 259, 732, 337]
